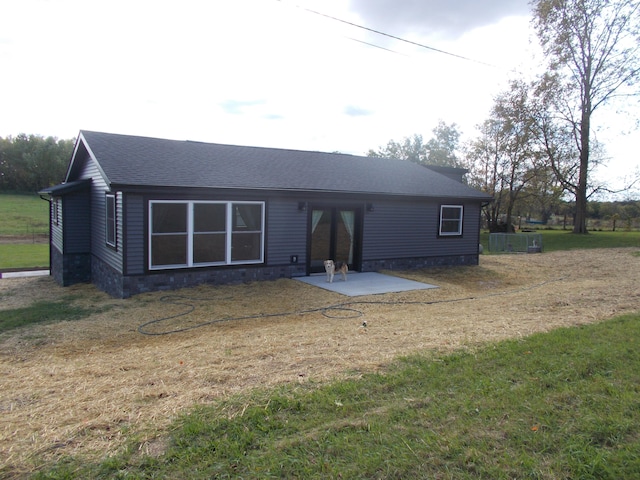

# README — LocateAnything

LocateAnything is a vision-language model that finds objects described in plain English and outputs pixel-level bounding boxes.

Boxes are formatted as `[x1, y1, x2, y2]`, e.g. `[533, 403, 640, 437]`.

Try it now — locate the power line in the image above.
[277, 1, 497, 68]
[345, 36, 408, 56]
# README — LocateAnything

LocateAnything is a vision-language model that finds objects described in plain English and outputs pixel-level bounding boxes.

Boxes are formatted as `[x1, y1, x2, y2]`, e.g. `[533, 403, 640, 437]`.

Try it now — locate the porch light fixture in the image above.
[298, 202, 307, 211]
[366, 202, 374, 212]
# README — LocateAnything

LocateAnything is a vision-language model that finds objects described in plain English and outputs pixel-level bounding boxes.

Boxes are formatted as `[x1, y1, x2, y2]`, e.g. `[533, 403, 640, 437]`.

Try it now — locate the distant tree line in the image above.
[0, 134, 75, 193]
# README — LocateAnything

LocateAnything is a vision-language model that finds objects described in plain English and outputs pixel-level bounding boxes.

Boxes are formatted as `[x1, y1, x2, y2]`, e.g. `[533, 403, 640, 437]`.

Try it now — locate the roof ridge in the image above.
[81, 130, 366, 159]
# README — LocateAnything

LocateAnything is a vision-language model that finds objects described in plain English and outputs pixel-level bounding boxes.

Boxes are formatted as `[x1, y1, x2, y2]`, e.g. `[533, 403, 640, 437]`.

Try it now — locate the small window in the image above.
[53, 198, 60, 226]
[106, 194, 116, 248]
[439, 205, 463, 236]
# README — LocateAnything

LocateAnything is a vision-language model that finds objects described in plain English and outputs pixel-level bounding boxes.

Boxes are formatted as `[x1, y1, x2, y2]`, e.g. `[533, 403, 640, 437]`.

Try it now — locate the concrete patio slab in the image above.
[0, 270, 50, 279]
[294, 272, 437, 297]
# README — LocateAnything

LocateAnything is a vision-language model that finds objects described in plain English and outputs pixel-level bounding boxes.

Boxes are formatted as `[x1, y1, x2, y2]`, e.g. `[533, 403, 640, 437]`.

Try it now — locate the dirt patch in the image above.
[1, 248, 639, 475]
[0, 235, 49, 244]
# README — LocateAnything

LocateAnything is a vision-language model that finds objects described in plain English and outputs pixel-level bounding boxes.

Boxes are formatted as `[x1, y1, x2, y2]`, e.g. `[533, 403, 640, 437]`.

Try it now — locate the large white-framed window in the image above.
[439, 205, 463, 236]
[149, 200, 265, 269]
[106, 193, 117, 248]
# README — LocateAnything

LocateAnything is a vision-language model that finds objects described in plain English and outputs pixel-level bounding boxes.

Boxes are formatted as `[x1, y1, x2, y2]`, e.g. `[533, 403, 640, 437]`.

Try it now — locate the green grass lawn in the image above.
[0, 194, 49, 236]
[0, 297, 100, 333]
[0, 244, 49, 270]
[480, 228, 640, 253]
[0, 194, 50, 270]
[33, 313, 640, 479]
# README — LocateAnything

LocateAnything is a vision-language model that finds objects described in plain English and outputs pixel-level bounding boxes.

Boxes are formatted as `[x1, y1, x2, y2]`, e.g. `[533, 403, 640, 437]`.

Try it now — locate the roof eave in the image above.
[38, 178, 92, 196]
[108, 183, 492, 201]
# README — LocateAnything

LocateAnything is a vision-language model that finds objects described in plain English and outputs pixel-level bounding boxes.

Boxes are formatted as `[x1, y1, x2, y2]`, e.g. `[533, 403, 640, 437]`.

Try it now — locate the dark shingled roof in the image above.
[73, 130, 492, 200]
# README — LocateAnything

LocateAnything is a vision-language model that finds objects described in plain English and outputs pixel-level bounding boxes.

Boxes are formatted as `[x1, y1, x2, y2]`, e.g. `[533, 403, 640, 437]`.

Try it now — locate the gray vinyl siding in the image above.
[362, 200, 480, 261]
[62, 189, 91, 254]
[78, 154, 123, 274]
[124, 193, 145, 275]
[266, 198, 307, 265]
[362, 201, 435, 260]
[456, 202, 481, 252]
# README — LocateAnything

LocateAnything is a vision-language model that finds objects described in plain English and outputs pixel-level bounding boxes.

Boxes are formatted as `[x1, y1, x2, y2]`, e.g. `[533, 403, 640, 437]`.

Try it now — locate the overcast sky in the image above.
[0, 0, 637, 195]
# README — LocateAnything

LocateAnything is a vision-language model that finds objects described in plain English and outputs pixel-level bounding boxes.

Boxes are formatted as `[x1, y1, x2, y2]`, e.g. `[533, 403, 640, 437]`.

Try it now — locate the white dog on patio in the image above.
[323, 260, 348, 283]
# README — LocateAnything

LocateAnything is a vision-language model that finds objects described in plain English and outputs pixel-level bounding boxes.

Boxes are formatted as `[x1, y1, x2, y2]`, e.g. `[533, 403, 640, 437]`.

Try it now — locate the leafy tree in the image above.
[367, 133, 429, 164]
[367, 121, 463, 167]
[424, 121, 463, 167]
[532, 0, 640, 233]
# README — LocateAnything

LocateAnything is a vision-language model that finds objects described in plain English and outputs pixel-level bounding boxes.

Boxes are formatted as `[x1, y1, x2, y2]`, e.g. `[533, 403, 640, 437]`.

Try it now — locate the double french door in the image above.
[308, 206, 361, 274]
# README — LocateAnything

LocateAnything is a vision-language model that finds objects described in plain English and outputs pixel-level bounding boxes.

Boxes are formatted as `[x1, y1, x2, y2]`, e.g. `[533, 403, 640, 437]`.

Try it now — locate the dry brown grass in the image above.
[1, 248, 639, 475]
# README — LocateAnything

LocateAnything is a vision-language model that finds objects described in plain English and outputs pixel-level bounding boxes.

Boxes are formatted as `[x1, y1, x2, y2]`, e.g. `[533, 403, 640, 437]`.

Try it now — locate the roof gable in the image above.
[72, 130, 491, 200]
[65, 132, 109, 186]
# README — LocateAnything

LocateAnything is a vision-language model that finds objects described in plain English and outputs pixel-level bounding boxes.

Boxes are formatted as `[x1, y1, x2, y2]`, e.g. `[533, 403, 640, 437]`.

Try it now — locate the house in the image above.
[39, 131, 492, 298]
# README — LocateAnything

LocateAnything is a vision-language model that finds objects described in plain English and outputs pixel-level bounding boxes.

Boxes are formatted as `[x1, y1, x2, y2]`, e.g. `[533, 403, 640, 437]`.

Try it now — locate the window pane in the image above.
[106, 196, 115, 220]
[152, 203, 187, 233]
[194, 203, 226, 232]
[441, 220, 461, 233]
[194, 233, 226, 264]
[231, 232, 262, 261]
[441, 207, 461, 221]
[106, 224, 115, 245]
[106, 195, 116, 246]
[105, 195, 116, 246]
[233, 204, 262, 231]
[151, 234, 187, 266]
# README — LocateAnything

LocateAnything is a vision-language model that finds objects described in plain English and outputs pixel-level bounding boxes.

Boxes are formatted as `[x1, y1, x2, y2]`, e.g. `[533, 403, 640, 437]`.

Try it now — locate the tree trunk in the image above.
[573, 160, 589, 234]
[573, 83, 591, 234]
[573, 112, 590, 234]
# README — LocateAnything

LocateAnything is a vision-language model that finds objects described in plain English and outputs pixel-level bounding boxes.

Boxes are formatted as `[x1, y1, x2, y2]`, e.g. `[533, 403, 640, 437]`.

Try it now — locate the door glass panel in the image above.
[310, 209, 331, 270]
[336, 210, 355, 265]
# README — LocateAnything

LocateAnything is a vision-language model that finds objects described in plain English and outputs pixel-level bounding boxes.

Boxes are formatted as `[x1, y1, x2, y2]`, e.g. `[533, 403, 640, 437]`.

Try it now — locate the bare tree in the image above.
[466, 80, 542, 231]
[465, 118, 505, 230]
[532, 0, 640, 233]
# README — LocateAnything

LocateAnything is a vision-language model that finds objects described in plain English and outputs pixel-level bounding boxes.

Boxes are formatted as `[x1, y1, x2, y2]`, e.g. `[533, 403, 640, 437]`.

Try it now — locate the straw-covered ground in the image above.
[1, 248, 639, 476]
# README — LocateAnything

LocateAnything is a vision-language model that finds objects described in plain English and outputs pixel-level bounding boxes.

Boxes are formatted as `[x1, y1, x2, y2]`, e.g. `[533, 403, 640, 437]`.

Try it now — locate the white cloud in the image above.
[348, 0, 531, 39]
